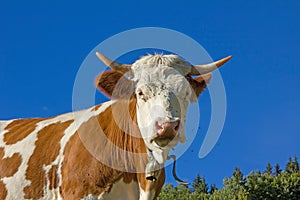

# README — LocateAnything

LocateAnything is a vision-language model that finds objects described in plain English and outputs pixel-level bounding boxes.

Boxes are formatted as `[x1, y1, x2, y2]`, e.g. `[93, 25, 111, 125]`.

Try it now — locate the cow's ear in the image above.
[187, 73, 212, 97]
[95, 70, 134, 99]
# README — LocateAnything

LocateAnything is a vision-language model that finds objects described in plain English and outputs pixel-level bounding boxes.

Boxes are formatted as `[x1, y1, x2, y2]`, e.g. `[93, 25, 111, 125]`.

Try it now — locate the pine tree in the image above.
[264, 163, 273, 175]
[192, 174, 208, 194]
[286, 157, 294, 174]
[294, 156, 299, 173]
[209, 183, 217, 194]
[232, 167, 244, 184]
[286, 156, 300, 174]
[275, 163, 281, 176]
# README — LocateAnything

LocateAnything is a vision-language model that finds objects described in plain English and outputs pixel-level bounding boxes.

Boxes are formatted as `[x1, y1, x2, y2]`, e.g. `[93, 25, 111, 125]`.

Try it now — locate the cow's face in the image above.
[131, 56, 196, 156]
[95, 52, 231, 164]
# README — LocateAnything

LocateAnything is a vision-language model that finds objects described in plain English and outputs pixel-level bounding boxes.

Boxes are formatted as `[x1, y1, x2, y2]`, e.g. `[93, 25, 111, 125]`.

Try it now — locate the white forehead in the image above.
[131, 54, 194, 100]
[132, 54, 192, 75]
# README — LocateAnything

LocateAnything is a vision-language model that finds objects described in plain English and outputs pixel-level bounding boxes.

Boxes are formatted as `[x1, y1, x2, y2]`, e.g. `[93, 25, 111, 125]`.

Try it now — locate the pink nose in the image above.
[152, 120, 180, 147]
[155, 120, 180, 135]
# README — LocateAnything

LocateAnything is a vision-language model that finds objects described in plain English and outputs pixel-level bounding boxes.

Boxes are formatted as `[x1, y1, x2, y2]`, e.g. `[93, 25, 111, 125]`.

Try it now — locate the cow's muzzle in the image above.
[150, 120, 180, 147]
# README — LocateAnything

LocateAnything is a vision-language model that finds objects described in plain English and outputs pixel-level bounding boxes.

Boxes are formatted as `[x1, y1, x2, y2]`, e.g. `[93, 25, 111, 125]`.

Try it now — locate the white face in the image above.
[96, 52, 231, 165]
[130, 56, 196, 163]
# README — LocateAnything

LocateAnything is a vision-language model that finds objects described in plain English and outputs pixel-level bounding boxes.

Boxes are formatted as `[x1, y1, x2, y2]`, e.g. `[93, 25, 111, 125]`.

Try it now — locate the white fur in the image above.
[132, 54, 192, 75]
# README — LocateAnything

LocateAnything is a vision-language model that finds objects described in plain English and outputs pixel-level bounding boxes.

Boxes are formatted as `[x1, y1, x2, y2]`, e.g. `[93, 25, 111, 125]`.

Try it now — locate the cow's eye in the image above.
[138, 91, 144, 96]
[136, 90, 146, 101]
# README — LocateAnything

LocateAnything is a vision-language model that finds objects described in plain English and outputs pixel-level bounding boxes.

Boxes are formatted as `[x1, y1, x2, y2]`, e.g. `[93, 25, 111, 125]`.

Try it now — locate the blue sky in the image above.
[1, 0, 300, 187]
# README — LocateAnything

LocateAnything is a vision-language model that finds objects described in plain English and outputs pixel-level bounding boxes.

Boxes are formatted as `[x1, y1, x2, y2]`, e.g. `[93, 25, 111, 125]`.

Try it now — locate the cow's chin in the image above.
[151, 136, 179, 149]
[153, 138, 171, 147]
[144, 134, 180, 165]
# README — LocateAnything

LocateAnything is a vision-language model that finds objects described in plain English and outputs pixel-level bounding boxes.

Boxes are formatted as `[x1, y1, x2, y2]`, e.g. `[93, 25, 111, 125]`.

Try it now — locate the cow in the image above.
[0, 52, 231, 200]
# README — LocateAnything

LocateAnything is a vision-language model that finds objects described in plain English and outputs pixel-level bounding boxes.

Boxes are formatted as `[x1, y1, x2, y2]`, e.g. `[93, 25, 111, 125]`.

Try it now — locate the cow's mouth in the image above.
[150, 130, 179, 147]
[153, 138, 171, 147]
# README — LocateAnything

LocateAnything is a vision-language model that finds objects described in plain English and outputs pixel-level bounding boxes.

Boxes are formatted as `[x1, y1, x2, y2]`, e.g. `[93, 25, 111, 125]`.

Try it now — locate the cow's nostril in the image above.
[155, 120, 180, 133]
[174, 122, 180, 131]
[155, 121, 164, 132]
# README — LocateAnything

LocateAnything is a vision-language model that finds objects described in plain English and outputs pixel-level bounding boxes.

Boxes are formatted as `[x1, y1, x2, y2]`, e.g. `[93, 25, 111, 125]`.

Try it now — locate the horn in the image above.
[96, 52, 131, 74]
[189, 55, 232, 75]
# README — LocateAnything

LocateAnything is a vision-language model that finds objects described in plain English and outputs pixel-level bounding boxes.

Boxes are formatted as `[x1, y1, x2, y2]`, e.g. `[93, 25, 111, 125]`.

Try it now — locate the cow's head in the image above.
[95, 52, 231, 164]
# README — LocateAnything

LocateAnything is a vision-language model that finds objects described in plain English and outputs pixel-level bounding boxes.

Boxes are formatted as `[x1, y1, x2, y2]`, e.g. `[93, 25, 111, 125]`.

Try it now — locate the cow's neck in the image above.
[68, 98, 149, 173]
[60, 98, 150, 197]
[94, 98, 149, 172]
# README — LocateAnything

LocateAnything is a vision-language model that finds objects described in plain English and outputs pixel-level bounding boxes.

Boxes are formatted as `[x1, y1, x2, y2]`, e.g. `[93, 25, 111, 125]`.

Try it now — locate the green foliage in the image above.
[192, 174, 209, 194]
[157, 156, 300, 200]
[264, 163, 272, 175]
[209, 184, 217, 194]
[275, 163, 281, 176]
[286, 156, 299, 174]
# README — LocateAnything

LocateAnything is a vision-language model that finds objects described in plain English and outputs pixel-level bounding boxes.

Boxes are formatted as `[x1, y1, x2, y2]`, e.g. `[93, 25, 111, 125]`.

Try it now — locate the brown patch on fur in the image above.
[0, 147, 22, 199]
[0, 180, 7, 200]
[0, 147, 22, 178]
[23, 120, 73, 199]
[93, 103, 103, 111]
[4, 118, 46, 145]
[95, 70, 134, 99]
[186, 73, 212, 97]
[48, 165, 59, 190]
[60, 99, 150, 199]
[60, 131, 126, 198]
